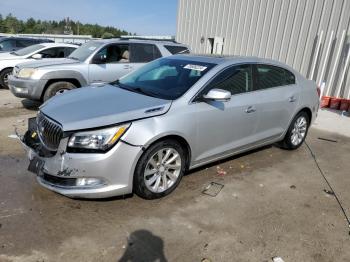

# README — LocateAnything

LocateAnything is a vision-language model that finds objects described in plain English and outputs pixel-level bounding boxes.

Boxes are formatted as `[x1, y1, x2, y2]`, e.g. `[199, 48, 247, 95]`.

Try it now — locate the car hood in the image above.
[16, 58, 80, 69]
[0, 53, 24, 60]
[40, 84, 172, 131]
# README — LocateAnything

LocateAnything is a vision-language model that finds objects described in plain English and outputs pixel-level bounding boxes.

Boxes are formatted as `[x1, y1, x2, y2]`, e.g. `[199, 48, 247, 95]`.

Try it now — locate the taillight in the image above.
[316, 86, 321, 97]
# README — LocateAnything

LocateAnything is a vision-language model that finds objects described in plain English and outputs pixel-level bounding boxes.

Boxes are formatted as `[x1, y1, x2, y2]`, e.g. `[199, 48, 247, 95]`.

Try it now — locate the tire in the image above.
[133, 139, 187, 199]
[43, 81, 76, 101]
[279, 111, 310, 150]
[0, 68, 13, 89]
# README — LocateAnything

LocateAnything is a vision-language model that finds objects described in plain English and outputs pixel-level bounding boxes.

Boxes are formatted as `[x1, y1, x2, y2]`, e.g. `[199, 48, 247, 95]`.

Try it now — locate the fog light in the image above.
[76, 178, 104, 187]
[14, 87, 28, 94]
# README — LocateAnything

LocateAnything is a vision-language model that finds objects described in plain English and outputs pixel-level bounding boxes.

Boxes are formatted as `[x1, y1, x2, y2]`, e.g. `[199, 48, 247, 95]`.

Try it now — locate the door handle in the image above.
[123, 64, 132, 69]
[289, 96, 297, 102]
[245, 106, 256, 113]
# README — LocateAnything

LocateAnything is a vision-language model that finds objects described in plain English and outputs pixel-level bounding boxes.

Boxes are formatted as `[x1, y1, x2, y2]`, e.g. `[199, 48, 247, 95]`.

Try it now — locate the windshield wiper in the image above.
[115, 82, 158, 98]
[68, 56, 79, 61]
[10, 52, 19, 56]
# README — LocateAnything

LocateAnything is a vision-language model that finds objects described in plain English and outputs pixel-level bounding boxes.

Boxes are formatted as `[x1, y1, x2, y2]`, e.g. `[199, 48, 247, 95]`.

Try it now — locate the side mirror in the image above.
[203, 89, 231, 102]
[32, 53, 43, 59]
[92, 54, 107, 64]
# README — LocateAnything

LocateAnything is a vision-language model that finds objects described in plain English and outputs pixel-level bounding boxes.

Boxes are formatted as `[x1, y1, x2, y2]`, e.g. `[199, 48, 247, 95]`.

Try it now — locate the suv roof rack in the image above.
[120, 36, 178, 43]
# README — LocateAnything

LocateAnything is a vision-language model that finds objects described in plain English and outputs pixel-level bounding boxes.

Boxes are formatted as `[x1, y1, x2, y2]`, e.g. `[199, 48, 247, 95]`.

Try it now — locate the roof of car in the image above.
[0, 36, 51, 41]
[37, 42, 79, 48]
[167, 54, 296, 72]
[92, 38, 186, 46]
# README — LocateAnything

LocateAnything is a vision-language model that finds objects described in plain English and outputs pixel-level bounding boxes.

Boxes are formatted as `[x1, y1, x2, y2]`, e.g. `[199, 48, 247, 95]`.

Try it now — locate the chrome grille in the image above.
[37, 112, 63, 151]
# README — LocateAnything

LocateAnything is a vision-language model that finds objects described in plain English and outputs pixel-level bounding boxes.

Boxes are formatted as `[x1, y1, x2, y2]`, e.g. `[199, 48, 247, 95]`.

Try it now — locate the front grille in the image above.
[42, 173, 76, 187]
[37, 112, 63, 151]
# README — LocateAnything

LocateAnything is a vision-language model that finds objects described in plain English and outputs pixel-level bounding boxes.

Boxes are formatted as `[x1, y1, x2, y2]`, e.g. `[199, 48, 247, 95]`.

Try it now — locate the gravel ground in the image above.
[0, 90, 349, 262]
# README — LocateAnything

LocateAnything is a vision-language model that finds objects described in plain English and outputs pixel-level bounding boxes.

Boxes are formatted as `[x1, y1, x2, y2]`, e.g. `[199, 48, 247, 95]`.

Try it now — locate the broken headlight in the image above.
[67, 124, 130, 153]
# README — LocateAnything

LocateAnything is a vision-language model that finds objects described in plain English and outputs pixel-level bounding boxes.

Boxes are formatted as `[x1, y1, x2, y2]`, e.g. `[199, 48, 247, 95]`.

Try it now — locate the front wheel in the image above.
[0, 68, 13, 89]
[43, 81, 76, 101]
[133, 140, 186, 199]
[279, 111, 310, 150]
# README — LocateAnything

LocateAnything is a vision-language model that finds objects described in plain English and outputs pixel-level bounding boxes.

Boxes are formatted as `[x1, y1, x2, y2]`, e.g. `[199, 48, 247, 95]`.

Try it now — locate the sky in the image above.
[0, 0, 178, 35]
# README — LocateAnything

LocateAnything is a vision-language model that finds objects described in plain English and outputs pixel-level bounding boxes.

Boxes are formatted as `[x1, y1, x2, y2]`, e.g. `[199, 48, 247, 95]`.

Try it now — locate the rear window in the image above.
[256, 64, 296, 90]
[164, 45, 190, 55]
[130, 44, 162, 63]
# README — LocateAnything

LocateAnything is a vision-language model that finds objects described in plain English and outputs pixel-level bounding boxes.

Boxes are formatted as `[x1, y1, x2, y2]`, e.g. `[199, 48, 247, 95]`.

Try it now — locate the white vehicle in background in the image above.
[0, 43, 78, 89]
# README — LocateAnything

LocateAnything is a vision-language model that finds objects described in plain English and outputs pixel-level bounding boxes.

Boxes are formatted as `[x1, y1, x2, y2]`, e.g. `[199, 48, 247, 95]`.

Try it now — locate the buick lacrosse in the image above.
[20, 55, 319, 199]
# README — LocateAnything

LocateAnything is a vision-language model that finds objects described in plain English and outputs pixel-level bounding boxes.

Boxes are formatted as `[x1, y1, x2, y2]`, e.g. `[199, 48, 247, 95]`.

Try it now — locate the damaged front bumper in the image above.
[19, 118, 143, 198]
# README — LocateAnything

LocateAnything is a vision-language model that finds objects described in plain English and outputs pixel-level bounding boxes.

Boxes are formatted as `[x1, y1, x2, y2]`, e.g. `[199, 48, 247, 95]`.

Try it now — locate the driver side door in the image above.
[88, 44, 131, 85]
[191, 64, 259, 166]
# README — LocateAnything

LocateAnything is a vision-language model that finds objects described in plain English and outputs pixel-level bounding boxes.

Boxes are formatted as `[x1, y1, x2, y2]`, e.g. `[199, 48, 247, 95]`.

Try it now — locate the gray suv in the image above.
[8, 39, 189, 101]
[18, 55, 319, 199]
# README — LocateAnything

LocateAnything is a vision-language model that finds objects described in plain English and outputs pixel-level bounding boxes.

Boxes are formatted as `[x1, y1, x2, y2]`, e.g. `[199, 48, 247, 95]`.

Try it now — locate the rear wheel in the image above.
[133, 139, 186, 199]
[279, 111, 310, 150]
[43, 81, 76, 101]
[0, 68, 13, 89]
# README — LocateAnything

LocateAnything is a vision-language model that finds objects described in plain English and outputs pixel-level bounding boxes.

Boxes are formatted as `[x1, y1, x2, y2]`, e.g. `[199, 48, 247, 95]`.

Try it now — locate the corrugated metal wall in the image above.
[176, 0, 350, 98]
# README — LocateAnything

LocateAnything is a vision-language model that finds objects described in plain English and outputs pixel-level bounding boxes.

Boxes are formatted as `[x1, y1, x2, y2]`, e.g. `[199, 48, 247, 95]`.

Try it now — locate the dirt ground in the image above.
[0, 89, 349, 262]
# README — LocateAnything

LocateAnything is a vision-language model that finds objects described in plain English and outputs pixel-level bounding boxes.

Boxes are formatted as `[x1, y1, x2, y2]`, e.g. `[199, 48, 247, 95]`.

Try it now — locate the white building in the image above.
[176, 0, 350, 99]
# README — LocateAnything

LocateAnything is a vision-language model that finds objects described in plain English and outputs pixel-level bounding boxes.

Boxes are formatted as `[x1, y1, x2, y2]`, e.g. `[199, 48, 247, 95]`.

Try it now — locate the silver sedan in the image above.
[20, 55, 320, 199]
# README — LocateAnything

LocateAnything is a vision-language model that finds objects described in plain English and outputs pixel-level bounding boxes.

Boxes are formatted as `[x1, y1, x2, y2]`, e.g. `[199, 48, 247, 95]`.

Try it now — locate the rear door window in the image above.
[255, 64, 295, 90]
[164, 45, 190, 54]
[64, 47, 76, 57]
[130, 44, 162, 63]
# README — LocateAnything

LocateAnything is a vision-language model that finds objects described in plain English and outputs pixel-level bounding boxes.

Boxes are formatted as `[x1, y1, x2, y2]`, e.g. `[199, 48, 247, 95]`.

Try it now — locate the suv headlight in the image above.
[67, 124, 130, 153]
[17, 68, 37, 79]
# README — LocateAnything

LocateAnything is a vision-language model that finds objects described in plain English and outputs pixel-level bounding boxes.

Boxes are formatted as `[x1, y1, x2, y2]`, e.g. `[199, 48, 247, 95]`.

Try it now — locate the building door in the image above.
[207, 37, 224, 55]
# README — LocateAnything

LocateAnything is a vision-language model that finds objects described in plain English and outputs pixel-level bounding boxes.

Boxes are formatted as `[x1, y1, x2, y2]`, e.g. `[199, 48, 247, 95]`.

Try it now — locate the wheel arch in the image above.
[40, 78, 82, 100]
[297, 107, 312, 123]
[142, 134, 192, 170]
[0, 67, 14, 74]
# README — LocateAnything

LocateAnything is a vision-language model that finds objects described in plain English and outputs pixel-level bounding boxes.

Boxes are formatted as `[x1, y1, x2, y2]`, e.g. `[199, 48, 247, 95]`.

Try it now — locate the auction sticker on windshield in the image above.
[184, 64, 207, 71]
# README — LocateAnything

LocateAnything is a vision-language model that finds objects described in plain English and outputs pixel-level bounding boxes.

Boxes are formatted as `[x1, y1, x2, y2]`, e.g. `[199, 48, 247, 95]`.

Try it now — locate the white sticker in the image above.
[184, 64, 207, 71]
[89, 46, 97, 51]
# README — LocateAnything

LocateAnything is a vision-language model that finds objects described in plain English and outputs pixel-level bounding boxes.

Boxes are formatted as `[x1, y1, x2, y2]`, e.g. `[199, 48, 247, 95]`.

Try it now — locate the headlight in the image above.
[67, 124, 130, 153]
[17, 68, 37, 79]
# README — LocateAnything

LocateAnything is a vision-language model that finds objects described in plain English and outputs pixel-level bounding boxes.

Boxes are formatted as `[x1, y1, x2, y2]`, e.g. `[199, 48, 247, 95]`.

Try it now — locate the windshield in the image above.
[13, 44, 44, 56]
[117, 58, 216, 100]
[68, 41, 103, 61]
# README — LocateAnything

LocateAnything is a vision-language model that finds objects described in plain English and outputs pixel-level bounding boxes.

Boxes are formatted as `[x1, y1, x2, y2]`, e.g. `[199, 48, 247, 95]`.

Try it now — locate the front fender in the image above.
[41, 70, 88, 87]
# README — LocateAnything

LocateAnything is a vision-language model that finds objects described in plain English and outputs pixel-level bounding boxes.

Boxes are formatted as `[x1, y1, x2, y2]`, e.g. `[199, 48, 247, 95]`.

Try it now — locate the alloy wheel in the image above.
[290, 116, 307, 146]
[144, 148, 182, 193]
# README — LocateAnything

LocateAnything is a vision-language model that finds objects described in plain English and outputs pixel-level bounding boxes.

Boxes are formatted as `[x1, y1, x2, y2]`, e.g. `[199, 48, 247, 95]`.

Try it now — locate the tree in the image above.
[102, 32, 114, 39]
[0, 13, 132, 37]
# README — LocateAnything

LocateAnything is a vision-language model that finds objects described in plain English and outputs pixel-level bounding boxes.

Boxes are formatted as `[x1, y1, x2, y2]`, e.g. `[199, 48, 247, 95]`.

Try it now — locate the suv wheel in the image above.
[0, 68, 13, 89]
[279, 111, 310, 150]
[43, 81, 77, 101]
[133, 139, 186, 199]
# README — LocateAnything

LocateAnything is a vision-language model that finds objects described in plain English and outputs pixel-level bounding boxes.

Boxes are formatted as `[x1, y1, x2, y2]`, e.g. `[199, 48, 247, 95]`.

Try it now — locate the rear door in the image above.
[192, 64, 259, 164]
[253, 64, 300, 142]
[88, 43, 131, 85]
[129, 43, 162, 71]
